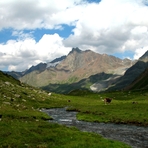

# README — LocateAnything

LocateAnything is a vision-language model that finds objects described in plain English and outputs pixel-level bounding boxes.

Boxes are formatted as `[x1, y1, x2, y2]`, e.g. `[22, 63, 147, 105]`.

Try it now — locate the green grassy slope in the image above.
[0, 71, 130, 147]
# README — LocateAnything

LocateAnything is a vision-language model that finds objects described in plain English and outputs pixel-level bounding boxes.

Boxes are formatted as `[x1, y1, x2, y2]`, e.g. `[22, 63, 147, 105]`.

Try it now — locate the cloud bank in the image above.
[0, 0, 148, 71]
[0, 33, 71, 71]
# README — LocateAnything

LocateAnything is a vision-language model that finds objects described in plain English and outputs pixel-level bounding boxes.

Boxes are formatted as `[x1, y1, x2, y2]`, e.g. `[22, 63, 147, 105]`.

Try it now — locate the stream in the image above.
[42, 107, 148, 148]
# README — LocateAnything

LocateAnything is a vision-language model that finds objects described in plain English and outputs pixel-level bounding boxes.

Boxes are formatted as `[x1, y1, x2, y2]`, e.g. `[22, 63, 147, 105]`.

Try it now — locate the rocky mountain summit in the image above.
[6, 47, 138, 93]
[5, 48, 148, 93]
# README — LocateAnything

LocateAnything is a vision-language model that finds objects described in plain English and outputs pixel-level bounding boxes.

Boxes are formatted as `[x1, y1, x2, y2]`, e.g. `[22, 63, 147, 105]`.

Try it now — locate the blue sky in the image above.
[0, 0, 148, 71]
[0, 25, 75, 43]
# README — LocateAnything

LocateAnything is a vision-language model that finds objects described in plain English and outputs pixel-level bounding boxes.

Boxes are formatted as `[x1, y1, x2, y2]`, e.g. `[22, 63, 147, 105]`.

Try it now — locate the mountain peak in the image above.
[68, 47, 82, 55]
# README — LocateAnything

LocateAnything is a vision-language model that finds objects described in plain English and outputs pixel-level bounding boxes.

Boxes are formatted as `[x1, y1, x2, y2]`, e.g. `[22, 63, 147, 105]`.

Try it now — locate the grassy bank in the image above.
[66, 90, 148, 126]
[0, 95, 130, 148]
[0, 76, 131, 147]
[0, 119, 130, 148]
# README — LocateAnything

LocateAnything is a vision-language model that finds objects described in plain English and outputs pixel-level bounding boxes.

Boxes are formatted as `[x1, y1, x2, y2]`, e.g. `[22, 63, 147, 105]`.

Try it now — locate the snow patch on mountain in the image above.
[46, 61, 60, 68]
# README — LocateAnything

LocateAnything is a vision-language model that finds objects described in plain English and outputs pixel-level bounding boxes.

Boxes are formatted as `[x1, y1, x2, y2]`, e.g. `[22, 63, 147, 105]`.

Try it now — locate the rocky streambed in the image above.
[42, 107, 148, 148]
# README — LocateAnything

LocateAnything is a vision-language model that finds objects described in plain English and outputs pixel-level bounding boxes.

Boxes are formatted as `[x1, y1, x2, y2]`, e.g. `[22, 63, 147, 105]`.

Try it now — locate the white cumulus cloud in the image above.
[0, 0, 83, 30]
[0, 34, 71, 71]
[63, 0, 148, 57]
[0, 0, 148, 71]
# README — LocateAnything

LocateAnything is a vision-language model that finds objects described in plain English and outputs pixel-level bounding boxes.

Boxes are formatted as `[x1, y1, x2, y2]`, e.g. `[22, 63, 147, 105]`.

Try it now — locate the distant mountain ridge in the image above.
[5, 55, 66, 79]
[5, 47, 137, 93]
[5, 48, 148, 93]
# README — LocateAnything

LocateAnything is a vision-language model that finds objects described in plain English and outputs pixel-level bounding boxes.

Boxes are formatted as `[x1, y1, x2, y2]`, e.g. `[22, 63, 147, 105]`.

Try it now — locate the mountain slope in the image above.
[41, 72, 113, 93]
[19, 48, 134, 93]
[5, 55, 66, 80]
[108, 50, 148, 90]
[125, 68, 148, 90]
[0, 70, 21, 85]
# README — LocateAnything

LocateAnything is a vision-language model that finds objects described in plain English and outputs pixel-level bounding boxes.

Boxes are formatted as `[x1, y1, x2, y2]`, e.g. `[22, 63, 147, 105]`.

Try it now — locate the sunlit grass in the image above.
[0, 120, 130, 148]
[65, 90, 148, 126]
[0, 79, 130, 147]
[1, 71, 147, 147]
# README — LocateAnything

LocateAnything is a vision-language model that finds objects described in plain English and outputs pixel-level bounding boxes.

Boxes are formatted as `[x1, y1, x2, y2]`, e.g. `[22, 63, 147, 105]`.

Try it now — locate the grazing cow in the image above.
[104, 98, 112, 105]
[0, 115, 2, 121]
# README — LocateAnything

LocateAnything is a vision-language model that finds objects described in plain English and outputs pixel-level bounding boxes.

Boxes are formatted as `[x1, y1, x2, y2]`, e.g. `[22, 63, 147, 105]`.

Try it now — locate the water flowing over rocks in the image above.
[42, 107, 148, 148]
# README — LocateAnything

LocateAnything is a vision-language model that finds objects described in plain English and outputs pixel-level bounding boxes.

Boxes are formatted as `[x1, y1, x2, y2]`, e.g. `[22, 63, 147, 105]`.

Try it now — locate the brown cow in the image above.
[104, 98, 112, 105]
[0, 115, 2, 121]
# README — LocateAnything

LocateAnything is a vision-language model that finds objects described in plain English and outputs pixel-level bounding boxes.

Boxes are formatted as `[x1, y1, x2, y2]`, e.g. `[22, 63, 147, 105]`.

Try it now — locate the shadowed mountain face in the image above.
[108, 50, 148, 91]
[10, 47, 134, 93]
[41, 72, 113, 94]
[7, 47, 147, 93]
[125, 67, 148, 90]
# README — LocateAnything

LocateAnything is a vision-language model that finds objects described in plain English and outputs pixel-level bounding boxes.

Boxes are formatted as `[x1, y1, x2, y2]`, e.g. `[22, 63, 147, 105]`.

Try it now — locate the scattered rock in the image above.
[3, 102, 11, 105]
[22, 99, 26, 102]
[5, 81, 11, 85]
[48, 93, 52, 96]
[15, 94, 21, 98]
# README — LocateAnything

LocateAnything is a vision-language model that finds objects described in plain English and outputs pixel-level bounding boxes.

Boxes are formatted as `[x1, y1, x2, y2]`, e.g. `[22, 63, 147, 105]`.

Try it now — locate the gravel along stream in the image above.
[42, 107, 148, 148]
